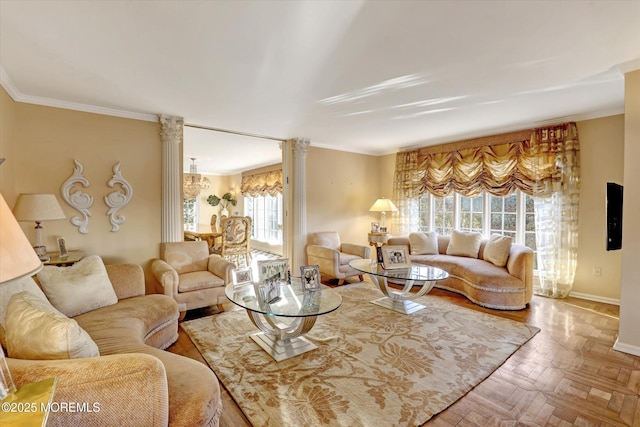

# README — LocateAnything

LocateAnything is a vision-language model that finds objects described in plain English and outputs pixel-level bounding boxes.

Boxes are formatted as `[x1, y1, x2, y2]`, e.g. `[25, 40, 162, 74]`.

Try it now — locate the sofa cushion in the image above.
[339, 252, 361, 265]
[0, 275, 51, 349]
[414, 255, 525, 291]
[484, 234, 513, 267]
[409, 231, 438, 255]
[37, 255, 118, 317]
[6, 291, 99, 359]
[178, 271, 224, 293]
[446, 230, 482, 258]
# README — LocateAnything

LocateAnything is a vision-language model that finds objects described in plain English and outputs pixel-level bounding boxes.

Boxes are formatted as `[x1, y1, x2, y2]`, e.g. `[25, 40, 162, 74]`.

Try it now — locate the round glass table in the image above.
[225, 278, 342, 361]
[349, 259, 449, 314]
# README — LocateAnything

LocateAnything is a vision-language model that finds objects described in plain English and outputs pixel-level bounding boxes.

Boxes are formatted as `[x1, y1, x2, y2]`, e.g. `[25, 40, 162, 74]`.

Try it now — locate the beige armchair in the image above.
[151, 241, 236, 317]
[306, 231, 371, 285]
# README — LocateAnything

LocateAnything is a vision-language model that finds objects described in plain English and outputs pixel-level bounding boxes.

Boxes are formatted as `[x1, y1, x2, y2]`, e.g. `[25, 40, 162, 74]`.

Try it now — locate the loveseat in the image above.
[388, 233, 534, 310]
[1, 262, 221, 427]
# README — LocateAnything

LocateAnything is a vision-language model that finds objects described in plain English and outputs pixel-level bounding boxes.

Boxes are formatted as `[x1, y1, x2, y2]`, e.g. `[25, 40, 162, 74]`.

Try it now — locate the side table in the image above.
[44, 251, 84, 267]
[368, 232, 390, 247]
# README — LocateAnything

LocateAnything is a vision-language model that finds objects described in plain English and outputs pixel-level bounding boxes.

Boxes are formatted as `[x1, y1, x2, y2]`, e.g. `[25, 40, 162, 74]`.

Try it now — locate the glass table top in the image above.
[349, 259, 449, 281]
[225, 277, 342, 318]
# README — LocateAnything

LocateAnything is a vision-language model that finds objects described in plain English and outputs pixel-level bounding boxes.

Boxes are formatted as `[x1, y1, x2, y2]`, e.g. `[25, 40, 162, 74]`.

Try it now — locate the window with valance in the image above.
[393, 123, 580, 298]
[240, 169, 283, 197]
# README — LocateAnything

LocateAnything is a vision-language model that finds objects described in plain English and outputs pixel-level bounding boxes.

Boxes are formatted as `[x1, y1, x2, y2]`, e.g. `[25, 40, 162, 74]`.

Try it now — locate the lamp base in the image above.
[34, 246, 50, 262]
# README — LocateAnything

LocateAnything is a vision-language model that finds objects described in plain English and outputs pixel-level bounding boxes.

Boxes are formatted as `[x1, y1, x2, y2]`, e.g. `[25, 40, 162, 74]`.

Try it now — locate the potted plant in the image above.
[207, 192, 237, 217]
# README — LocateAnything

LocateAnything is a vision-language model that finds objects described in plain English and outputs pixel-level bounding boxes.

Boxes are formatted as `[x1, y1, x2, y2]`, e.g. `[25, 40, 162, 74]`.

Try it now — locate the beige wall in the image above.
[618, 69, 640, 354]
[0, 89, 162, 292]
[306, 146, 380, 249]
[573, 116, 624, 301]
[0, 87, 17, 198]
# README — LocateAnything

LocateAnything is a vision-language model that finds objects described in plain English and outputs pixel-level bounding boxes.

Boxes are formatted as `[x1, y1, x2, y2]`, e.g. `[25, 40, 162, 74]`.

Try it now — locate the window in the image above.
[418, 190, 537, 268]
[244, 194, 283, 243]
[183, 198, 198, 231]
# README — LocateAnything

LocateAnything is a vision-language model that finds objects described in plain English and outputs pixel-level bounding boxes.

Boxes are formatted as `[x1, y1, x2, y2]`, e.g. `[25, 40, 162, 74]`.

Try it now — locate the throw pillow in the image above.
[0, 275, 50, 349]
[5, 291, 99, 359]
[484, 234, 513, 267]
[446, 230, 483, 258]
[37, 255, 118, 317]
[409, 232, 438, 255]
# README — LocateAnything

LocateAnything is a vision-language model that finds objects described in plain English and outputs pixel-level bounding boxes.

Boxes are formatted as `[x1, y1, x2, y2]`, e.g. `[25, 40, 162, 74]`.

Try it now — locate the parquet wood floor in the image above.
[167, 284, 640, 427]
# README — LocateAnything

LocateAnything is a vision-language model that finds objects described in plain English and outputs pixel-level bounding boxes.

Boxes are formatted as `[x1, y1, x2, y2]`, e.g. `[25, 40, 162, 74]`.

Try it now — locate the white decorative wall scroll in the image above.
[61, 160, 93, 234]
[104, 162, 133, 232]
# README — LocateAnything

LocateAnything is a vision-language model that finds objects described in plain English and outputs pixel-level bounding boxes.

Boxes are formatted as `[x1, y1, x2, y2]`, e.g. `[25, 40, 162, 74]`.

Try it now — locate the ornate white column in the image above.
[159, 115, 183, 243]
[289, 138, 310, 271]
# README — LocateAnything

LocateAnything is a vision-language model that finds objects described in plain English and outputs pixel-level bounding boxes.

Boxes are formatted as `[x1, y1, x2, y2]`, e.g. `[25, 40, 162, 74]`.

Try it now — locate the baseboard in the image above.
[613, 339, 640, 357]
[568, 291, 620, 306]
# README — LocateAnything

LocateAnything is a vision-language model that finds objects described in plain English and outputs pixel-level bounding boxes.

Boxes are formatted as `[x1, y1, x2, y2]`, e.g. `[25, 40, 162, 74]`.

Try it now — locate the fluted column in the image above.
[159, 115, 183, 243]
[289, 138, 310, 271]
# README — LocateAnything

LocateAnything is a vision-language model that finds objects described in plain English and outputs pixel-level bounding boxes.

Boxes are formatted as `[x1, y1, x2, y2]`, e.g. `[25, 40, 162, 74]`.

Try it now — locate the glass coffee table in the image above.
[225, 278, 342, 362]
[349, 259, 449, 314]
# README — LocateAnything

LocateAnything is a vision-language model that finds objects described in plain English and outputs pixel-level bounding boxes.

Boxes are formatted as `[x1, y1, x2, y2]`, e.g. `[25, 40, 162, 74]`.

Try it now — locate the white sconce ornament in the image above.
[105, 162, 133, 232]
[61, 160, 93, 234]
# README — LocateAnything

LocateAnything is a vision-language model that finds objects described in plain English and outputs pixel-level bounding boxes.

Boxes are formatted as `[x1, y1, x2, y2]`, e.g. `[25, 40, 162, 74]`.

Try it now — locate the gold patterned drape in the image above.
[392, 122, 580, 298]
[240, 169, 283, 197]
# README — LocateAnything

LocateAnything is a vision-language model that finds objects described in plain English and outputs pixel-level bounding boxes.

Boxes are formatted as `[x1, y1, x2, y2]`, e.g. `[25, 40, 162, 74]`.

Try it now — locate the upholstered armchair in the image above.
[151, 241, 236, 317]
[306, 232, 371, 285]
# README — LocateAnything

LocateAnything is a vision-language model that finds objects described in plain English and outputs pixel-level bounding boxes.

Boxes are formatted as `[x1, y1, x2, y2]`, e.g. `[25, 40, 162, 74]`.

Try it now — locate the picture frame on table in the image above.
[232, 267, 253, 287]
[381, 245, 411, 269]
[379, 226, 388, 233]
[300, 265, 321, 291]
[57, 237, 68, 258]
[371, 222, 379, 232]
[376, 246, 384, 264]
[257, 258, 290, 283]
[258, 272, 281, 304]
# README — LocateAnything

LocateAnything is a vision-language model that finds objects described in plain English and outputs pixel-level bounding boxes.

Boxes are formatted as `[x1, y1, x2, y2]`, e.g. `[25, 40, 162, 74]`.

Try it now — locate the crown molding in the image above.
[617, 57, 640, 74]
[0, 66, 157, 122]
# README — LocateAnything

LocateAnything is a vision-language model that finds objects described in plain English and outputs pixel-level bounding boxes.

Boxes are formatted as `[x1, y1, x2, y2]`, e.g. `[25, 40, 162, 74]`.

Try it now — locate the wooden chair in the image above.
[211, 216, 252, 267]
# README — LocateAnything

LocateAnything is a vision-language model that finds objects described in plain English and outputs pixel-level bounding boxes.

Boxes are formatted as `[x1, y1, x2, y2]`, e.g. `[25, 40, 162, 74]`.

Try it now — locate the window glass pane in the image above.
[244, 194, 283, 244]
[459, 195, 483, 233]
[504, 213, 516, 231]
[504, 194, 517, 212]
[434, 195, 454, 235]
[183, 199, 197, 231]
[491, 213, 502, 230]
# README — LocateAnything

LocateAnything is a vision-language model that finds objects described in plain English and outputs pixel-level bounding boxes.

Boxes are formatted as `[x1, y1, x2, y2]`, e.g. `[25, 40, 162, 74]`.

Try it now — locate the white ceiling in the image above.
[1, 1, 639, 174]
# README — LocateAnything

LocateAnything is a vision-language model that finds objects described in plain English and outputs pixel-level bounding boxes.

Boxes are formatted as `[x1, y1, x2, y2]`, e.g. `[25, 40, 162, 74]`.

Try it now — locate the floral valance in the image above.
[409, 123, 579, 198]
[240, 169, 283, 197]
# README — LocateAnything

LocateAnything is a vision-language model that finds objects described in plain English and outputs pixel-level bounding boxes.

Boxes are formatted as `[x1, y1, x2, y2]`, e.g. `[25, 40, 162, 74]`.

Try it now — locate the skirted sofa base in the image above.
[388, 235, 534, 310]
[4, 263, 221, 427]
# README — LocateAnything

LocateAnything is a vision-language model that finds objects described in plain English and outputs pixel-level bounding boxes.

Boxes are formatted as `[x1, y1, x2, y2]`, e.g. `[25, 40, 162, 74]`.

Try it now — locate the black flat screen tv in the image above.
[606, 182, 623, 251]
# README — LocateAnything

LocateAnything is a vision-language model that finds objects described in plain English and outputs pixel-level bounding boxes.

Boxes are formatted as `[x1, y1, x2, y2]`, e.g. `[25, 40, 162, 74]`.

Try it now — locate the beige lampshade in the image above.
[369, 198, 398, 213]
[12, 193, 66, 221]
[0, 194, 43, 284]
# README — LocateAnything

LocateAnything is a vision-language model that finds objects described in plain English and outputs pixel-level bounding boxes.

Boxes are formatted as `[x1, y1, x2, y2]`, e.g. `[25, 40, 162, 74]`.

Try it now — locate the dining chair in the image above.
[210, 214, 217, 227]
[211, 216, 252, 267]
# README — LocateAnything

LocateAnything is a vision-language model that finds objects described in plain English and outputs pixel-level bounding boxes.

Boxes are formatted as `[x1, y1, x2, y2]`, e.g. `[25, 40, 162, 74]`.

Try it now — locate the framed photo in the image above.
[381, 245, 411, 269]
[257, 258, 289, 283]
[379, 226, 388, 233]
[57, 237, 68, 258]
[371, 222, 379, 232]
[300, 265, 321, 291]
[376, 246, 384, 264]
[258, 272, 281, 304]
[232, 267, 253, 287]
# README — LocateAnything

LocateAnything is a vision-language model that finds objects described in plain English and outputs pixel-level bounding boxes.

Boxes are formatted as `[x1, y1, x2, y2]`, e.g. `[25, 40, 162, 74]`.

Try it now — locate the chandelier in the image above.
[183, 158, 210, 200]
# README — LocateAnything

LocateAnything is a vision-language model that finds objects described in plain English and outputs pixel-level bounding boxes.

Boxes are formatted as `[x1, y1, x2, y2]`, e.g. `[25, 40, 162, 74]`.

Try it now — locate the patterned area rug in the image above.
[181, 283, 539, 426]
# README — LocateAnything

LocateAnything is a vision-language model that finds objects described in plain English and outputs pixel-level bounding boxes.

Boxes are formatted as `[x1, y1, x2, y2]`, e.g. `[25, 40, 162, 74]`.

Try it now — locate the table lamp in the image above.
[12, 193, 66, 262]
[369, 198, 398, 228]
[0, 193, 44, 399]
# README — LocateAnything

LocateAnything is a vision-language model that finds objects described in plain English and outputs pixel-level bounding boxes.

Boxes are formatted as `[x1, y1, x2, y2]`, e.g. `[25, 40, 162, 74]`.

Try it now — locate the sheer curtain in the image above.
[531, 124, 580, 297]
[392, 123, 580, 297]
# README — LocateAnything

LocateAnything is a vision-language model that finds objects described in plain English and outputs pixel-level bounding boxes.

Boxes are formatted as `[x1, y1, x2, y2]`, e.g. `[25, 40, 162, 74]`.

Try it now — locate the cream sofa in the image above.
[388, 235, 534, 310]
[2, 263, 221, 427]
